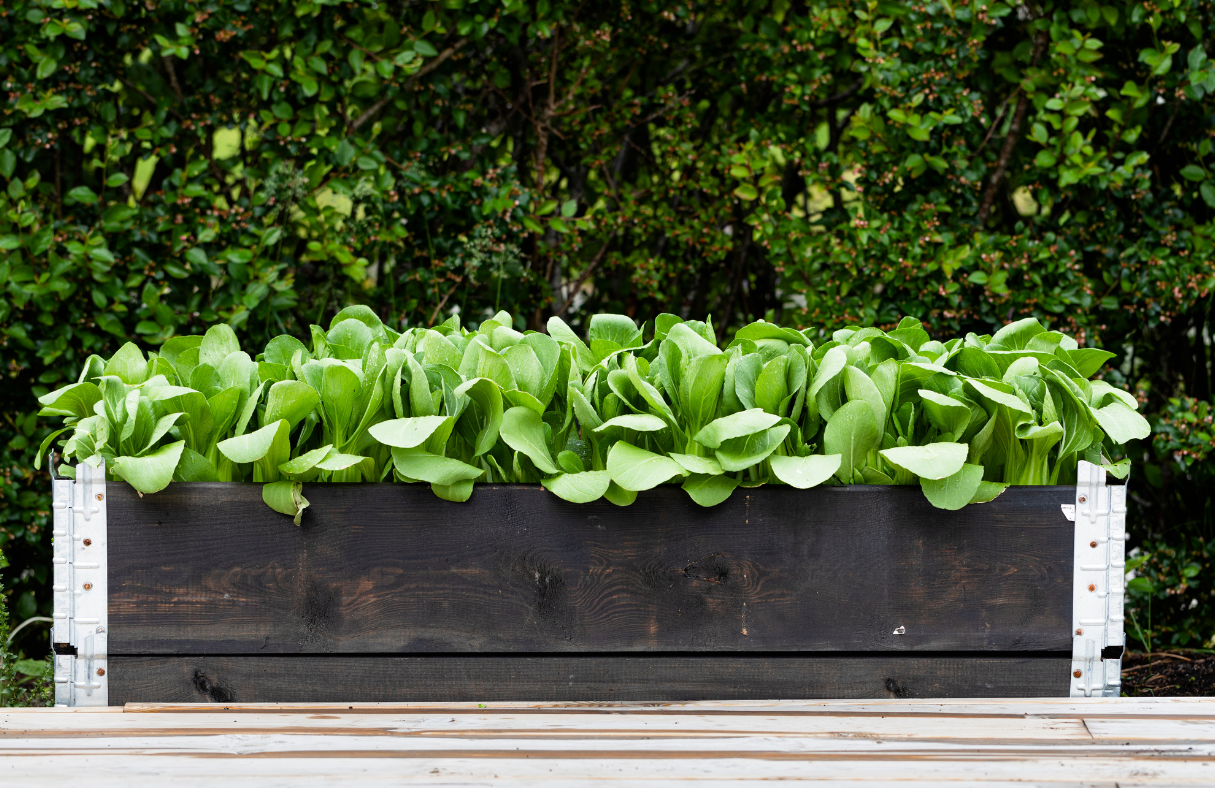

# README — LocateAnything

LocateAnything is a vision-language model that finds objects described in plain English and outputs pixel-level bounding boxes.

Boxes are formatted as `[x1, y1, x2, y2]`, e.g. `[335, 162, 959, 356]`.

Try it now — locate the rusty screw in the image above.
[1078, 495, 1087, 503]
[1088, 584, 1097, 592]
[1090, 540, 1098, 548]
[96, 493, 104, 501]
[1073, 670, 1082, 678]
[1076, 628, 1083, 635]
[83, 582, 92, 591]
[97, 668, 105, 676]
[83, 538, 92, 546]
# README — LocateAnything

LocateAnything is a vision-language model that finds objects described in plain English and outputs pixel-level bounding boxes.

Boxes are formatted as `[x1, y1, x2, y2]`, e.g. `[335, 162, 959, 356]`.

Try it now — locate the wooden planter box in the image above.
[50, 463, 1127, 704]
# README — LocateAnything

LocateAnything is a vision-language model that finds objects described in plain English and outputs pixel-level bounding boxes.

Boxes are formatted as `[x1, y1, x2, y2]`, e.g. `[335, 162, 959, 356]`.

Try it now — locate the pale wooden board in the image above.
[120, 697, 1215, 717]
[3, 699, 1215, 785]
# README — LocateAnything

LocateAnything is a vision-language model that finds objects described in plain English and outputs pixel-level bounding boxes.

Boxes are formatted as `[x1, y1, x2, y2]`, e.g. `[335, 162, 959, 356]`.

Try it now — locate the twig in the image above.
[161, 55, 185, 104]
[807, 76, 863, 107]
[975, 88, 1019, 156]
[978, 32, 1046, 222]
[556, 231, 617, 315]
[349, 39, 468, 133]
[1157, 100, 1181, 146]
[428, 275, 464, 325]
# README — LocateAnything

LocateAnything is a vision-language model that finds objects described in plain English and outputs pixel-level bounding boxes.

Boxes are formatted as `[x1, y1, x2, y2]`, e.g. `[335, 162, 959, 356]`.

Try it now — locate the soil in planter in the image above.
[1122, 651, 1215, 696]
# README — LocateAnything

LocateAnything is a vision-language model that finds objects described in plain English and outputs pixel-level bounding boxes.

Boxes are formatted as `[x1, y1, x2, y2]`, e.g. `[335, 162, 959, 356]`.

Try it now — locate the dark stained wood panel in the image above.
[109, 655, 1071, 703]
[107, 483, 1075, 655]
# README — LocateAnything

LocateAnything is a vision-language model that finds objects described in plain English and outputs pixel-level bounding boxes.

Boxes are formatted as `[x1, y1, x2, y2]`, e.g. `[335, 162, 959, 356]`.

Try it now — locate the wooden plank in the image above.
[107, 483, 1075, 655]
[107, 655, 1070, 704]
[5, 701, 1215, 786]
[117, 697, 1215, 718]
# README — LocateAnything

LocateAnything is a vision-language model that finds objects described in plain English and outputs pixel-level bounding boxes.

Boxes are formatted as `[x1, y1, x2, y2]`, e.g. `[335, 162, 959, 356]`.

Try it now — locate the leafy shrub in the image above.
[2, 0, 1213, 653]
[1127, 537, 1215, 651]
[0, 546, 52, 707]
[40, 312, 1146, 517]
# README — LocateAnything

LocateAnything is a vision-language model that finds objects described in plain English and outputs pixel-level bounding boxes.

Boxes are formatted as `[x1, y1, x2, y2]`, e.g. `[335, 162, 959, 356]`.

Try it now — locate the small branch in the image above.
[974, 88, 1019, 156]
[556, 231, 617, 315]
[978, 32, 1046, 223]
[807, 76, 863, 107]
[161, 56, 185, 104]
[428, 275, 464, 325]
[1157, 100, 1181, 146]
[349, 39, 468, 133]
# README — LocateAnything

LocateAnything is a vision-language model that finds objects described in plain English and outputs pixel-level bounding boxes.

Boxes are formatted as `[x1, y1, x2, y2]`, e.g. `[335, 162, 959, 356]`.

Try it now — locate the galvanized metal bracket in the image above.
[51, 461, 109, 707]
[1069, 460, 1126, 698]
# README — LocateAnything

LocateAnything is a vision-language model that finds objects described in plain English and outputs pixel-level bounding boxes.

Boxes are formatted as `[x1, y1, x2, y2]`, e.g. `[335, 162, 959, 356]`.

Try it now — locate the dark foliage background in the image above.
[1, 0, 1213, 668]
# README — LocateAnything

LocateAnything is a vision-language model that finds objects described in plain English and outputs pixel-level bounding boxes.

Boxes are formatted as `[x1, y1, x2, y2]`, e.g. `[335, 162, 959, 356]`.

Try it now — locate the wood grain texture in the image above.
[107, 483, 1075, 655]
[108, 655, 1071, 704]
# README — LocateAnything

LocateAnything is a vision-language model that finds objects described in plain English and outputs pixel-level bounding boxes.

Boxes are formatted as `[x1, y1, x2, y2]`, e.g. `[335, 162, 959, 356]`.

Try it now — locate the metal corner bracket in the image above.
[51, 461, 109, 707]
[1069, 460, 1126, 698]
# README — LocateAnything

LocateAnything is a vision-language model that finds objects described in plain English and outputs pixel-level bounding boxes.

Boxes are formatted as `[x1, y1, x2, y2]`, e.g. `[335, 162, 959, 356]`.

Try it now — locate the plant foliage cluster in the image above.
[1, 0, 1213, 657]
[40, 311, 1147, 518]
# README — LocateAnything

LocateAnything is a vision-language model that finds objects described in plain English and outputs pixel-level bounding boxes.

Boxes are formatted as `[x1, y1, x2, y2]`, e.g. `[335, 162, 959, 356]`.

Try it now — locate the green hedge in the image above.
[2, 0, 1214, 657]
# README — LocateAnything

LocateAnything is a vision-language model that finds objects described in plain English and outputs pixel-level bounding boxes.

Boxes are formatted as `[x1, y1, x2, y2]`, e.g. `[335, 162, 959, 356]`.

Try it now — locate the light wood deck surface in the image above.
[3, 698, 1213, 785]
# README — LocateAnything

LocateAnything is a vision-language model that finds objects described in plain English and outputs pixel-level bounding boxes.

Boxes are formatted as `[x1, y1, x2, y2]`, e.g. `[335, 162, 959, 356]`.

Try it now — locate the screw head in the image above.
[1073, 670, 1082, 678]
[1088, 583, 1097, 592]
[97, 668, 105, 676]
[1078, 496, 1087, 503]
[1090, 540, 1098, 548]
[83, 582, 92, 591]
[83, 538, 92, 546]
[96, 493, 104, 501]
[1076, 628, 1083, 635]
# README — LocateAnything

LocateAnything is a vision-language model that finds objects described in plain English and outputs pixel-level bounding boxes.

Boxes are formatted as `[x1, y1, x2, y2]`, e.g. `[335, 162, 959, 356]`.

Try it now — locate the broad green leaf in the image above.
[693, 408, 781, 448]
[542, 470, 612, 503]
[38, 382, 103, 418]
[809, 345, 847, 398]
[823, 400, 880, 482]
[594, 413, 669, 433]
[666, 322, 722, 359]
[716, 424, 790, 472]
[264, 335, 309, 367]
[369, 415, 450, 448]
[217, 418, 291, 481]
[843, 365, 887, 427]
[200, 323, 241, 368]
[1092, 401, 1150, 443]
[105, 343, 148, 385]
[769, 454, 841, 489]
[263, 480, 310, 525]
[391, 447, 484, 485]
[606, 441, 683, 491]
[111, 440, 185, 494]
[918, 389, 971, 439]
[547, 315, 595, 372]
[964, 378, 1034, 417]
[669, 453, 723, 475]
[432, 479, 475, 502]
[172, 446, 219, 482]
[880, 442, 968, 480]
[499, 406, 559, 474]
[920, 463, 985, 510]
[453, 377, 504, 456]
[970, 481, 1008, 504]
[263, 380, 320, 430]
[603, 480, 639, 506]
[1102, 458, 1131, 479]
[989, 317, 1045, 350]
[754, 355, 790, 415]
[278, 444, 335, 480]
[682, 473, 739, 506]
[1067, 348, 1116, 378]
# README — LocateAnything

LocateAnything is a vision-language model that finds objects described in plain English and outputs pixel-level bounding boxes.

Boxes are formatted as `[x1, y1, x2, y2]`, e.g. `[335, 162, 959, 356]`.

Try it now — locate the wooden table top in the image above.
[3, 698, 1213, 785]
